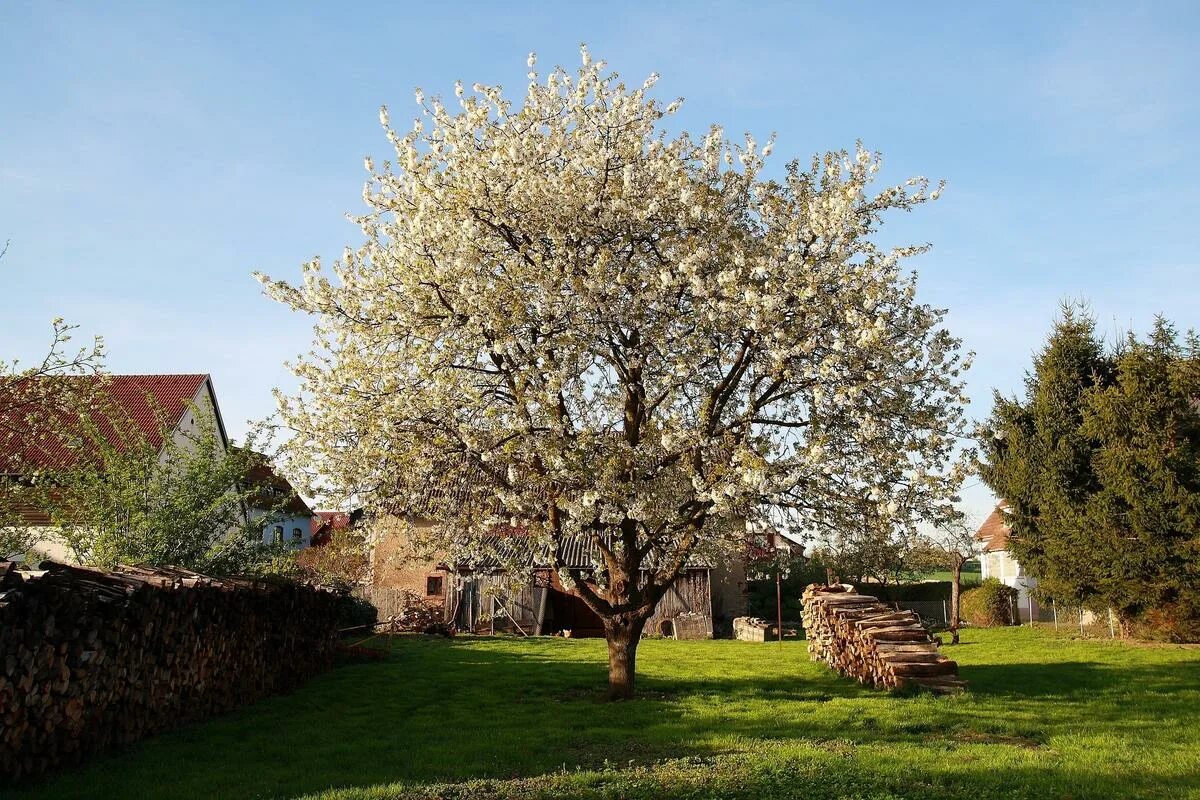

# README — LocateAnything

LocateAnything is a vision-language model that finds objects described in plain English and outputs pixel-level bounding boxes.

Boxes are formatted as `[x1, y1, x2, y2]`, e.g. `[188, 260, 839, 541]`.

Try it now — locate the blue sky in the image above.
[3, 2, 1199, 522]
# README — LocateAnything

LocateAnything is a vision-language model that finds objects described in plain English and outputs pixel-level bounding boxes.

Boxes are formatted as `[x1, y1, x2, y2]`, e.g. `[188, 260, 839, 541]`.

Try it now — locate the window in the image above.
[426, 575, 444, 597]
[272, 526, 283, 545]
[292, 527, 303, 542]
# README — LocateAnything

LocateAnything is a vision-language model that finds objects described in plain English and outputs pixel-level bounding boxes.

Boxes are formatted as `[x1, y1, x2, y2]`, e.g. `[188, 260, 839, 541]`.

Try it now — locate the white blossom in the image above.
[261, 47, 971, 660]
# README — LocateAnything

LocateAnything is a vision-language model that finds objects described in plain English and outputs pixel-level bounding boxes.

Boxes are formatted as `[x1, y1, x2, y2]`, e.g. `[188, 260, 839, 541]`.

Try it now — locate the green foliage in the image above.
[1078, 320, 1200, 631]
[746, 556, 826, 620]
[14, 629, 1200, 800]
[865, 578, 981, 602]
[298, 526, 371, 587]
[36, 404, 291, 574]
[810, 527, 945, 589]
[335, 593, 379, 632]
[1, 319, 106, 560]
[960, 578, 1017, 627]
[981, 306, 1200, 636]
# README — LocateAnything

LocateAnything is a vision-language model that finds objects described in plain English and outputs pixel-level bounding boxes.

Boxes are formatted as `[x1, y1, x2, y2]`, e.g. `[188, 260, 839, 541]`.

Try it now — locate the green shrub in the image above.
[335, 593, 378, 632]
[858, 579, 982, 602]
[746, 558, 826, 621]
[960, 578, 1017, 626]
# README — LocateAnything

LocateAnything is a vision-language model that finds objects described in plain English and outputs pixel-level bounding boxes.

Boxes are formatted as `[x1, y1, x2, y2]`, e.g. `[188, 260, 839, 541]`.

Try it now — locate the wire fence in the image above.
[1033, 602, 1123, 638]
[871, 598, 1122, 638]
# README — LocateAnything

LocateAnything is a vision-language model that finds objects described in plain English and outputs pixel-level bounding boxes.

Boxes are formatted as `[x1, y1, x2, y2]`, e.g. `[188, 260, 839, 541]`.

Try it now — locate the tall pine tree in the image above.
[981, 304, 1111, 607]
[1080, 320, 1200, 635]
[981, 307, 1200, 638]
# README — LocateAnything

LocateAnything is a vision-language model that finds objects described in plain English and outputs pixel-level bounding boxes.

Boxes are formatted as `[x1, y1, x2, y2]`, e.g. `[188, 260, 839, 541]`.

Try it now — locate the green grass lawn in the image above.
[13, 627, 1200, 800]
[915, 560, 982, 583]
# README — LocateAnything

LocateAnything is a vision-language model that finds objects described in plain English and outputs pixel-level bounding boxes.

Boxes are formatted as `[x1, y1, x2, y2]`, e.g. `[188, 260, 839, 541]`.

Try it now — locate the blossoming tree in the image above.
[259, 47, 971, 698]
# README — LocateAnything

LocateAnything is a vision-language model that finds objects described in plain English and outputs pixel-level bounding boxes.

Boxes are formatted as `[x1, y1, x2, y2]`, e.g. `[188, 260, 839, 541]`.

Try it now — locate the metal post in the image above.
[1079, 608, 1084, 636]
[942, 599, 948, 624]
[1108, 607, 1115, 639]
[1053, 600, 1058, 631]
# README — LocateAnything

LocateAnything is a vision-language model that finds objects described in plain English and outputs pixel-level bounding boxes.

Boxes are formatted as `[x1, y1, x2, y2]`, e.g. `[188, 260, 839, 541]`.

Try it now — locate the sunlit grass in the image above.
[15, 627, 1200, 800]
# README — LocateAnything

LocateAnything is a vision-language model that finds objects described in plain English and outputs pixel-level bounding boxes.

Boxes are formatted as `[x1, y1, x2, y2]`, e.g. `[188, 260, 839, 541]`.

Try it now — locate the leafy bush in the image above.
[857, 579, 982, 602]
[335, 593, 378, 632]
[1136, 601, 1200, 643]
[960, 578, 1017, 626]
[746, 557, 826, 621]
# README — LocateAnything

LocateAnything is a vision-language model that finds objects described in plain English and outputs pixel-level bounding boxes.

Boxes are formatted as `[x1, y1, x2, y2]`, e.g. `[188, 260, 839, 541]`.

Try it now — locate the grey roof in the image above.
[447, 533, 712, 572]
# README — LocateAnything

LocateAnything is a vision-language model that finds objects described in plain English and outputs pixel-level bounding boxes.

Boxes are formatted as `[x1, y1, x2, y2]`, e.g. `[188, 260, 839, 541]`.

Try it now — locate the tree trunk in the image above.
[604, 615, 647, 700]
[949, 560, 962, 645]
[1116, 609, 1136, 639]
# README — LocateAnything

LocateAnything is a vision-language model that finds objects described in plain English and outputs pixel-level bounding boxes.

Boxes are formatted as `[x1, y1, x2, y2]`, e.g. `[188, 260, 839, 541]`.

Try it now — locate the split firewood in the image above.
[0, 560, 342, 782]
[802, 584, 966, 694]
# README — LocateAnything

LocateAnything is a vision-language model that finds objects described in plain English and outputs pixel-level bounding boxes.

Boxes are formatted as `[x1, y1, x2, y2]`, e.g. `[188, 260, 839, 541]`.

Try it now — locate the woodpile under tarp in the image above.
[802, 583, 966, 694]
[0, 560, 342, 782]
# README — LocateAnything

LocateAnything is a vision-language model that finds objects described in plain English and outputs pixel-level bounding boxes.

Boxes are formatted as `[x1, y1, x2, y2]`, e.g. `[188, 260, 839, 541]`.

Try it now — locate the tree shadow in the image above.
[12, 636, 1200, 800]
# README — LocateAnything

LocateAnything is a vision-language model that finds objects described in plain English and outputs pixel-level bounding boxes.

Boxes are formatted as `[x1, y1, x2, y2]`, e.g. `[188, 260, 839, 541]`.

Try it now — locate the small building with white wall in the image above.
[976, 504, 1043, 623]
[241, 451, 316, 550]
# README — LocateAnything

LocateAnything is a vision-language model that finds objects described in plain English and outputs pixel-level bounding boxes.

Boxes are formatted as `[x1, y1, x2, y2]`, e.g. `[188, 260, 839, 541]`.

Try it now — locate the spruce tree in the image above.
[980, 304, 1111, 608]
[981, 307, 1200, 638]
[1080, 319, 1200, 634]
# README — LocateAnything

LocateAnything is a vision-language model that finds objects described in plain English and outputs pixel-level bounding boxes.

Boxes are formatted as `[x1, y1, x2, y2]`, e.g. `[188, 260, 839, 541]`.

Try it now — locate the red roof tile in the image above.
[0, 374, 209, 473]
[975, 505, 1011, 552]
[310, 509, 364, 545]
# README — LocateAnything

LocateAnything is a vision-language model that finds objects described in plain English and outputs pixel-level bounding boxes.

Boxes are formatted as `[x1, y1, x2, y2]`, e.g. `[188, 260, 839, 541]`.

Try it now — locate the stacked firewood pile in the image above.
[802, 583, 966, 694]
[0, 560, 342, 781]
[377, 590, 452, 635]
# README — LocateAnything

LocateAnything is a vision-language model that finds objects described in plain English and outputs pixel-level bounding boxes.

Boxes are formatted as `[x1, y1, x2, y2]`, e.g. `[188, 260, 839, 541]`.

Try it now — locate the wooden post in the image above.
[1107, 607, 1115, 638]
[776, 568, 783, 647]
[534, 586, 548, 636]
[1052, 600, 1058, 631]
[1079, 608, 1084, 636]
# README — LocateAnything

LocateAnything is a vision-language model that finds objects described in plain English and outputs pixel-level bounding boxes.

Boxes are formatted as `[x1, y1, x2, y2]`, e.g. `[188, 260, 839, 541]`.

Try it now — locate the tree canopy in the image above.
[1, 319, 105, 559]
[39, 407, 288, 573]
[260, 47, 971, 695]
[981, 306, 1200, 637]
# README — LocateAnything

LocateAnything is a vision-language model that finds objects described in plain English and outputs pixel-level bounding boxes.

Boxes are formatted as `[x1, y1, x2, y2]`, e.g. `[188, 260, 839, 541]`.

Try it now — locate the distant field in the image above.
[917, 559, 982, 583]
[15, 627, 1199, 800]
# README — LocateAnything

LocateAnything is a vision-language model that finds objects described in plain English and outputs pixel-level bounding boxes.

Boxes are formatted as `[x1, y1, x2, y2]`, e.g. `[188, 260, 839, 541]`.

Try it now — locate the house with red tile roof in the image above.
[240, 450, 318, 550]
[975, 504, 1045, 622]
[1, 374, 233, 562]
[0, 374, 227, 476]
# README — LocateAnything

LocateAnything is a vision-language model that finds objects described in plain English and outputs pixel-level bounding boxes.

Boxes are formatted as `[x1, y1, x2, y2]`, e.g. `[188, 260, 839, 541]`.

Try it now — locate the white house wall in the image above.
[257, 512, 315, 549]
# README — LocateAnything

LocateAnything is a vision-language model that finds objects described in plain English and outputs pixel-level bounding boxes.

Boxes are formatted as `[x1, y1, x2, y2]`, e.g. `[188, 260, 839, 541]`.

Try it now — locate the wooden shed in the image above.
[442, 535, 714, 639]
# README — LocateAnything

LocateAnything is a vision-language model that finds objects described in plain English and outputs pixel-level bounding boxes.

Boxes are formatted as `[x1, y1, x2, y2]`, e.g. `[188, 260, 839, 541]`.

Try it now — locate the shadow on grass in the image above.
[12, 634, 1200, 800]
[963, 658, 1196, 698]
